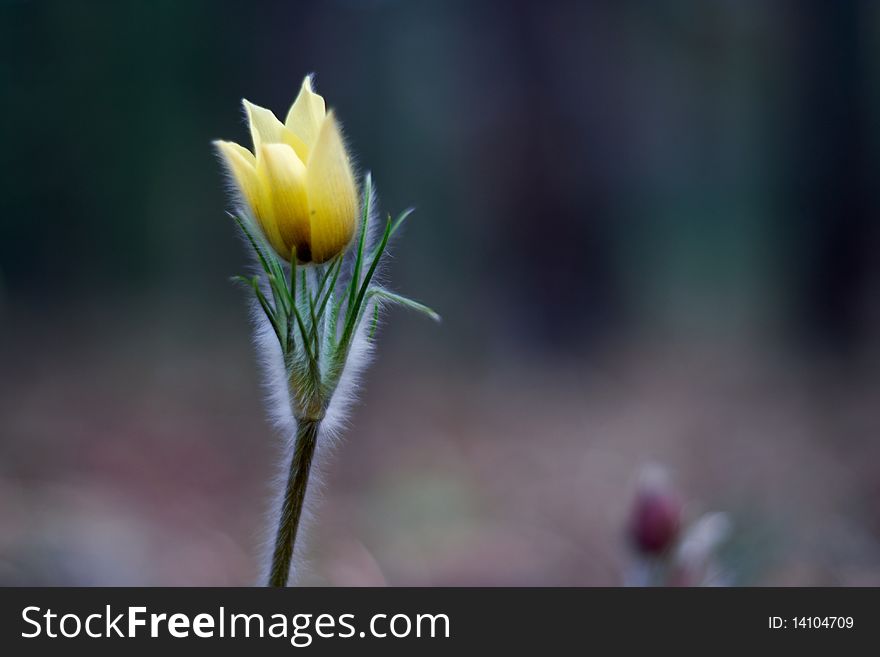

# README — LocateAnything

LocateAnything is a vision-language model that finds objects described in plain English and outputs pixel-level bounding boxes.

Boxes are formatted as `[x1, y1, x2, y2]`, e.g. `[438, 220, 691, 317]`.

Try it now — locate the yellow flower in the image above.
[215, 76, 358, 264]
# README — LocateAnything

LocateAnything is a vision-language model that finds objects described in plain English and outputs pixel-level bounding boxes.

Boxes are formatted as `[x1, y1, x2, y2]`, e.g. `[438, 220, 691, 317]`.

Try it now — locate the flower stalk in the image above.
[268, 417, 319, 587]
[217, 77, 438, 586]
[228, 174, 437, 586]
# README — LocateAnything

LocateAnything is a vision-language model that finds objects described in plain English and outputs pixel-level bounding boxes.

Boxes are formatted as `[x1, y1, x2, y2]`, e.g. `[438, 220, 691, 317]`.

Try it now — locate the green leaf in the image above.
[328, 287, 342, 348]
[230, 212, 292, 328]
[250, 277, 284, 347]
[309, 255, 344, 344]
[291, 303, 319, 384]
[338, 216, 392, 353]
[368, 303, 380, 339]
[307, 267, 320, 358]
[367, 288, 441, 322]
[390, 207, 415, 237]
[346, 173, 372, 319]
[286, 247, 298, 356]
[367, 207, 414, 264]
[229, 212, 271, 275]
[314, 254, 342, 307]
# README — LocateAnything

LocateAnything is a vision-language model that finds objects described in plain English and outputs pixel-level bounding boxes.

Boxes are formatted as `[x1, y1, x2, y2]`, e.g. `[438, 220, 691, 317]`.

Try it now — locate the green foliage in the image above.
[230, 176, 439, 418]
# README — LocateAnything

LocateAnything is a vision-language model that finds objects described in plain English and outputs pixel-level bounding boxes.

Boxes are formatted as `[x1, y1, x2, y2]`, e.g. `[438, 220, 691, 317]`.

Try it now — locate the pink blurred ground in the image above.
[1, 301, 879, 585]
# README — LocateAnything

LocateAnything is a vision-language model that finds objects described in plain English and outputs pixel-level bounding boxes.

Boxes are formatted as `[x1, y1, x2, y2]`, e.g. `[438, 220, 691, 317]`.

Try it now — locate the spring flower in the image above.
[214, 76, 358, 264]
[216, 73, 438, 586]
[624, 465, 732, 586]
[628, 465, 682, 556]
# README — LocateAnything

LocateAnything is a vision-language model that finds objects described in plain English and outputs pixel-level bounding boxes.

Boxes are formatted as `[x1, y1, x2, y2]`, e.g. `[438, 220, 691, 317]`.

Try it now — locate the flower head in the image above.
[215, 76, 358, 264]
[628, 465, 683, 556]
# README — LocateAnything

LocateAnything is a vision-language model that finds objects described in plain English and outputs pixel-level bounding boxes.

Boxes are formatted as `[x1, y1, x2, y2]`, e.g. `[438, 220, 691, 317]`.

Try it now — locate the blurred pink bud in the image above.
[629, 466, 682, 556]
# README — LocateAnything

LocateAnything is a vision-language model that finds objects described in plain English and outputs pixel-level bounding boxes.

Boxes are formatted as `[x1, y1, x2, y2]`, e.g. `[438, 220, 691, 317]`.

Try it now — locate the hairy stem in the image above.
[268, 418, 320, 587]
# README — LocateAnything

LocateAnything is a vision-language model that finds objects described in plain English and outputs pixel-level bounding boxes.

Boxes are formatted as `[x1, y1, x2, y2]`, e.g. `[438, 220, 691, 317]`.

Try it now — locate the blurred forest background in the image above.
[1, 0, 879, 585]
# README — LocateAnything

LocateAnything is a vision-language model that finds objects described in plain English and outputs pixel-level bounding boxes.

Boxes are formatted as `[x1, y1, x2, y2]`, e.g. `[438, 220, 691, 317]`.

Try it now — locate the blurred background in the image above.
[1, 0, 879, 585]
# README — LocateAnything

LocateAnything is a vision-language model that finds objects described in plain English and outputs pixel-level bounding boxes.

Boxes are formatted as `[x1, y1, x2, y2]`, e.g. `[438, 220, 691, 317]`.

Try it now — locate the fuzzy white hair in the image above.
[240, 178, 390, 585]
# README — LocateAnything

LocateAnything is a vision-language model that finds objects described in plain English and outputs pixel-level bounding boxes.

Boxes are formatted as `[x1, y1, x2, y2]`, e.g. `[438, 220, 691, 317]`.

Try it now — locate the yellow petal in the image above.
[281, 127, 310, 163]
[214, 140, 287, 257]
[306, 112, 358, 263]
[285, 75, 326, 150]
[243, 99, 310, 162]
[257, 143, 312, 261]
[243, 99, 284, 151]
[214, 140, 258, 207]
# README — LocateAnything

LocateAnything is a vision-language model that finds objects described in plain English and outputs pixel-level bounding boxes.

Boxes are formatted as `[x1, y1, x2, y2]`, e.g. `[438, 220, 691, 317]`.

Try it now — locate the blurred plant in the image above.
[214, 75, 438, 587]
[629, 465, 683, 556]
[667, 512, 732, 587]
[625, 465, 731, 587]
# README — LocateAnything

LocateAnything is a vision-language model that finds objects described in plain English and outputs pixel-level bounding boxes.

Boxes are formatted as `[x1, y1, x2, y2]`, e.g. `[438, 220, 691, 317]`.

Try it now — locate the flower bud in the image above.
[629, 466, 682, 556]
[215, 76, 358, 264]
